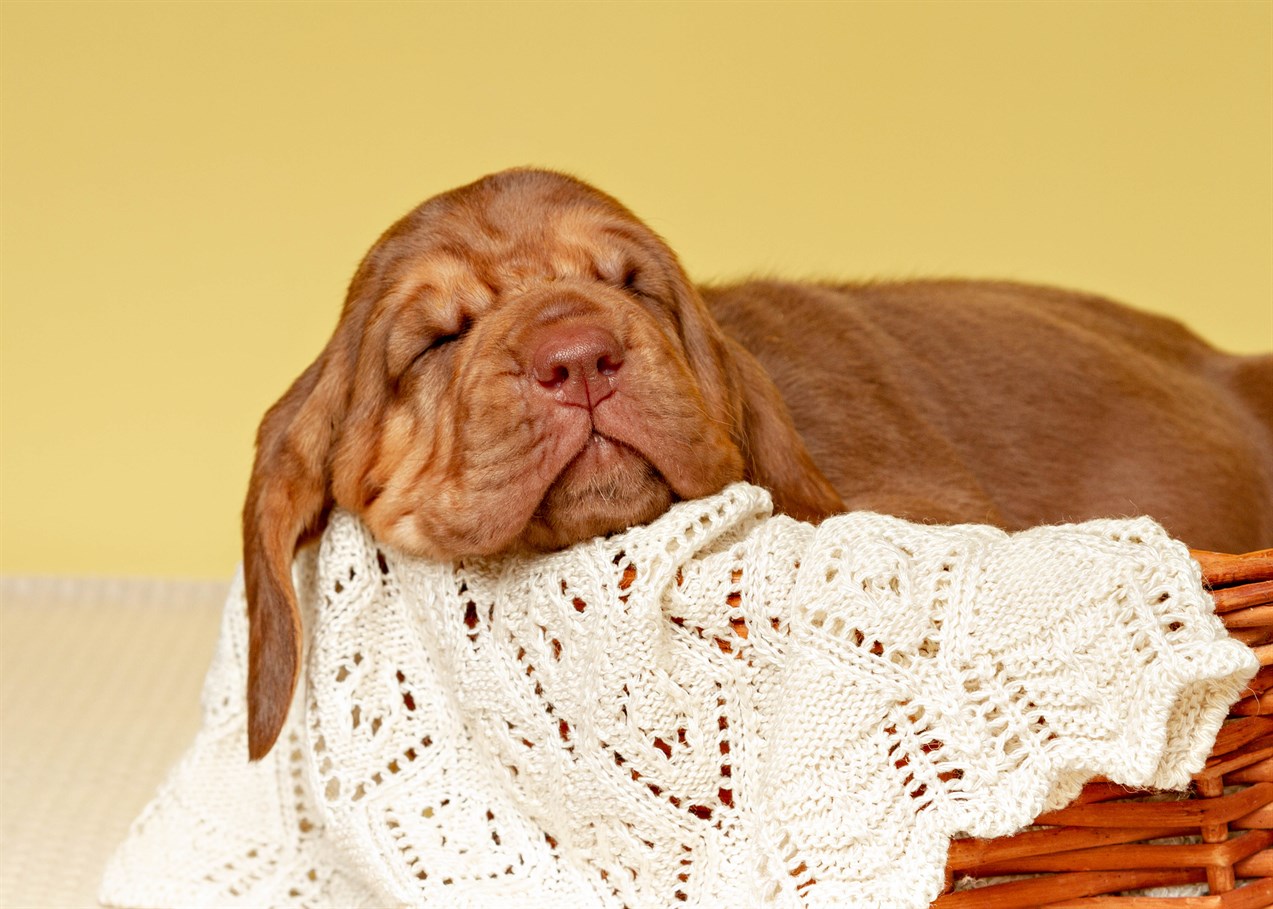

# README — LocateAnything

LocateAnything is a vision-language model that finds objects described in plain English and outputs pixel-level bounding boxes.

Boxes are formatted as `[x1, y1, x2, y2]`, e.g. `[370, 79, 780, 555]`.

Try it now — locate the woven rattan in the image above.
[937, 548, 1273, 908]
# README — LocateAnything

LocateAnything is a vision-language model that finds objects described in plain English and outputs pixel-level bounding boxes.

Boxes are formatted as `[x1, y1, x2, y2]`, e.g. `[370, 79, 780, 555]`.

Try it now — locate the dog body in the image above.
[242, 168, 1273, 757]
[707, 278, 1273, 551]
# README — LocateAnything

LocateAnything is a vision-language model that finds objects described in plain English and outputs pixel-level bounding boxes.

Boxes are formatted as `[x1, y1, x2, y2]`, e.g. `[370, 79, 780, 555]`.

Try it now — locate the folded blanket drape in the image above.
[101, 484, 1258, 908]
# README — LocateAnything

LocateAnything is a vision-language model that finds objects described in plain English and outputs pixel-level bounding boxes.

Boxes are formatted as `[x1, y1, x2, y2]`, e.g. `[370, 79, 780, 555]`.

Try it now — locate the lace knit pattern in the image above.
[101, 484, 1258, 908]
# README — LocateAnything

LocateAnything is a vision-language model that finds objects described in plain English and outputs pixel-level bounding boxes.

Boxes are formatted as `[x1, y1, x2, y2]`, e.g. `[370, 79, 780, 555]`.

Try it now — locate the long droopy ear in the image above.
[242, 349, 350, 760]
[724, 338, 845, 522]
[644, 238, 844, 524]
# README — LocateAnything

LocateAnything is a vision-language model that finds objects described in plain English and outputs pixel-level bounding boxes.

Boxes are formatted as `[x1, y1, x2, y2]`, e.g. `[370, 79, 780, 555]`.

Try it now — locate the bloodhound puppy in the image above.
[243, 168, 1273, 758]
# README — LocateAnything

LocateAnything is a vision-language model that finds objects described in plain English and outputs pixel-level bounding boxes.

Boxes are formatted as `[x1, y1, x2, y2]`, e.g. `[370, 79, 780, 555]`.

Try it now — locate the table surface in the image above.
[1, 577, 228, 909]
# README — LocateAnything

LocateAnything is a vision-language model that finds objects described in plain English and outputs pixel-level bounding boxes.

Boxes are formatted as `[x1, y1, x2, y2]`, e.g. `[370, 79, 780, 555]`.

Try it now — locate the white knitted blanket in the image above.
[101, 484, 1258, 909]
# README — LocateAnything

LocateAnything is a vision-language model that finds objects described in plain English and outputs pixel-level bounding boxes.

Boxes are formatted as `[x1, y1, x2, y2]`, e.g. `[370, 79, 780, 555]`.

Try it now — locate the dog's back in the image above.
[705, 279, 1273, 552]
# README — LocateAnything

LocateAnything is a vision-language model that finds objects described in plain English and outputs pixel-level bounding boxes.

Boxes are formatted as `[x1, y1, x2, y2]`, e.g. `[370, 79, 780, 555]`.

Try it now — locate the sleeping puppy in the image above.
[243, 167, 1273, 758]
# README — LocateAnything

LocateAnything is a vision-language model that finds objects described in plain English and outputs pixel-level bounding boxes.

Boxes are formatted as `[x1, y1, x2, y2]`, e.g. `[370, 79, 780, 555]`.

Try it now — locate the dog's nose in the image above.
[531, 324, 625, 409]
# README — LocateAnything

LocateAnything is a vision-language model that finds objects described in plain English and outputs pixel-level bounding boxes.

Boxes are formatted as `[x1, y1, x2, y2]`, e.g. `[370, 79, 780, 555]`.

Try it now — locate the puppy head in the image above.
[243, 169, 736, 757]
[243, 168, 840, 758]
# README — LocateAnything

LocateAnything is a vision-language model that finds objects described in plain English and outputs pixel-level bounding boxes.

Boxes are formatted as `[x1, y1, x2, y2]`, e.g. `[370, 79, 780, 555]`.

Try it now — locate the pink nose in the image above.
[531, 324, 625, 409]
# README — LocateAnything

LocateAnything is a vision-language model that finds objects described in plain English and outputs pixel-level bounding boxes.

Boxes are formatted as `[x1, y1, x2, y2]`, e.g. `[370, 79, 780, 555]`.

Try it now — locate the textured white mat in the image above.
[0, 577, 227, 909]
[98, 487, 1257, 908]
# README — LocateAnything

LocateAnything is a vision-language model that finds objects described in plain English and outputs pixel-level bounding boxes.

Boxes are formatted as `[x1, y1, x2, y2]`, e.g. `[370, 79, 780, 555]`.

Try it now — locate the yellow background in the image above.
[3, 0, 1271, 578]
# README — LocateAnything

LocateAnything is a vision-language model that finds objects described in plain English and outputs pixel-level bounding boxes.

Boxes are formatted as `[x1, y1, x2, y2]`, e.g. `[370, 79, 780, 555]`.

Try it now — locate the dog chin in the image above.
[519, 434, 674, 551]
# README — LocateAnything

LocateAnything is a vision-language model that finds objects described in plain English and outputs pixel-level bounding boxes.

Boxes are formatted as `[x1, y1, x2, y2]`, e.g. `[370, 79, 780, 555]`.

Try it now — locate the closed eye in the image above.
[622, 273, 676, 322]
[413, 316, 472, 364]
[617, 265, 665, 310]
[589, 255, 645, 300]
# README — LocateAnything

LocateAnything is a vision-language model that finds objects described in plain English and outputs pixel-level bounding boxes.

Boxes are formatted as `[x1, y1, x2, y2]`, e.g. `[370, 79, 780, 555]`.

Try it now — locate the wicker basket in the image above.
[934, 548, 1273, 908]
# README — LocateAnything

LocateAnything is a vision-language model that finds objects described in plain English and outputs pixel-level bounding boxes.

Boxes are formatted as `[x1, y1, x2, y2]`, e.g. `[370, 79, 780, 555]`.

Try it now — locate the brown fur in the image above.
[243, 168, 1273, 759]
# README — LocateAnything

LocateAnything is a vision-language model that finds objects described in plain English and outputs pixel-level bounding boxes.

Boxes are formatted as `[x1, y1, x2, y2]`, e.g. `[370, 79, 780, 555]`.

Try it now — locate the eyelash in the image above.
[620, 269, 660, 307]
[412, 316, 472, 365]
[626, 280, 668, 315]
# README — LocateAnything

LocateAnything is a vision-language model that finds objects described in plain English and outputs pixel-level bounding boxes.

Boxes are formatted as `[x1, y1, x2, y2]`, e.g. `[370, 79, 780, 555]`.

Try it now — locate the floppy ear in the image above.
[650, 245, 844, 523]
[242, 350, 350, 760]
[724, 339, 845, 522]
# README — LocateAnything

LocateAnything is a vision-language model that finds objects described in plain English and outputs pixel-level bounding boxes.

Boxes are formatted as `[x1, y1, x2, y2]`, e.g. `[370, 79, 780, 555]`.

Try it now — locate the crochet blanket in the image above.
[101, 484, 1258, 909]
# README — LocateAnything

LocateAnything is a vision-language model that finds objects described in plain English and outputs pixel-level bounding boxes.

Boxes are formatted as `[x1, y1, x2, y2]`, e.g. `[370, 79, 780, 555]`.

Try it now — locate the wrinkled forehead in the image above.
[382, 181, 650, 311]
